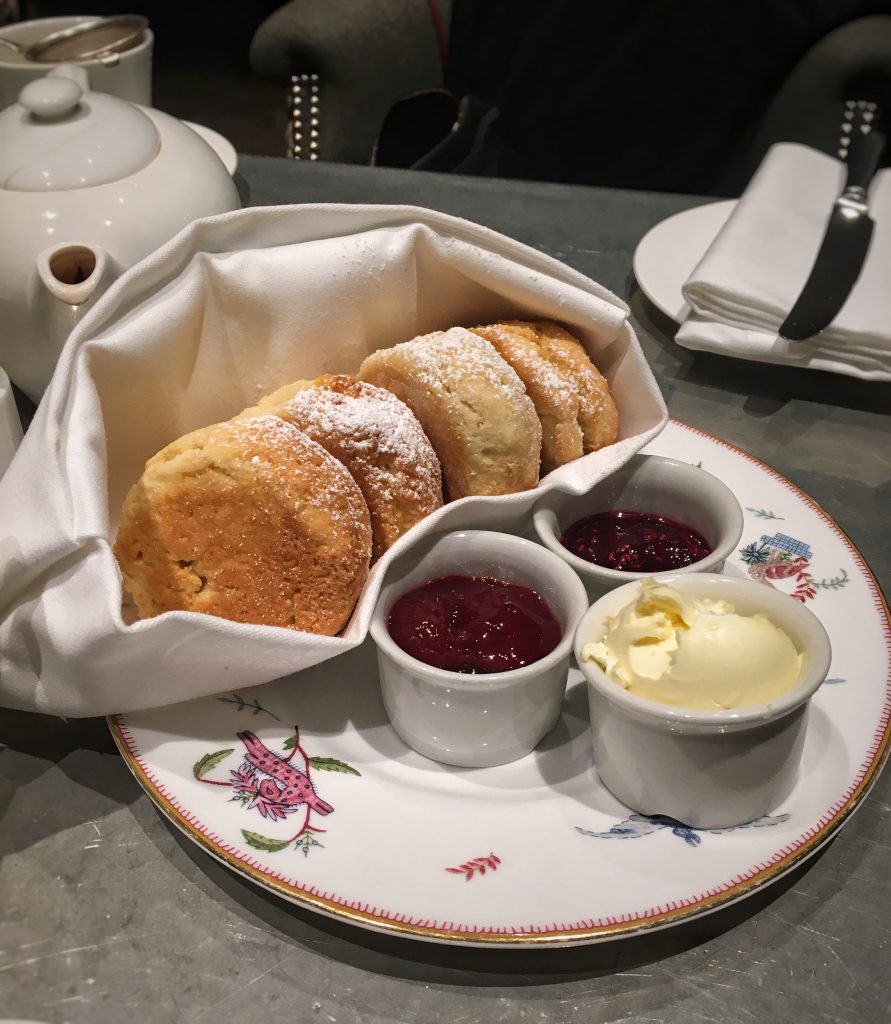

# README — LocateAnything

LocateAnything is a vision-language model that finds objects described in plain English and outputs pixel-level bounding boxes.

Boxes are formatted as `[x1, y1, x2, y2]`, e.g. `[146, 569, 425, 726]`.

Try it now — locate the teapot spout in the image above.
[26, 244, 120, 395]
[37, 243, 116, 307]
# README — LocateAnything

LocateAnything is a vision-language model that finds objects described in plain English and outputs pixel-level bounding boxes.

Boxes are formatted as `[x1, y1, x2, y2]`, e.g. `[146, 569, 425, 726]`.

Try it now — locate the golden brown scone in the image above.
[358, 327, 542, 500]
[470, 320, 619, 474]
[241, 374, 443, 560]
[114, 415, 372, 634]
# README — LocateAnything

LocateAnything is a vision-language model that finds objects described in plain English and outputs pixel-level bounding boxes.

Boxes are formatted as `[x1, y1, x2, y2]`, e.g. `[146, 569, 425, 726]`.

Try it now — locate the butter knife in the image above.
[779, 116, 885, 342]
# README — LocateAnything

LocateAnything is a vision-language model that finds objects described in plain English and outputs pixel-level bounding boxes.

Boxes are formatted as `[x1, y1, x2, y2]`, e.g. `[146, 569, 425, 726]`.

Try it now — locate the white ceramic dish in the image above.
[110, 420, 891, 946]
[632, 201, 735, 322]
[574, 573, 831, 829]
[370, 530, 588, 768]
[533, 453, 744, 595]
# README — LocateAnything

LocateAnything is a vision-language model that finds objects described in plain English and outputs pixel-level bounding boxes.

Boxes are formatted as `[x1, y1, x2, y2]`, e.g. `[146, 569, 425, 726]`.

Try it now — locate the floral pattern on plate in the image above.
[739, 530, 849, 603]
[576, 812, 791, 847]
[192, 723, 360, 857]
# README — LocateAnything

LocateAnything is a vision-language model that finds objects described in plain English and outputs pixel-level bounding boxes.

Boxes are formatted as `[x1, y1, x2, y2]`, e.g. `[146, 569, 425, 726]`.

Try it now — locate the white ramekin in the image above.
[370, 530, 589, 768]
[573, 573, 832, 828]
[533, 454, 744, 596]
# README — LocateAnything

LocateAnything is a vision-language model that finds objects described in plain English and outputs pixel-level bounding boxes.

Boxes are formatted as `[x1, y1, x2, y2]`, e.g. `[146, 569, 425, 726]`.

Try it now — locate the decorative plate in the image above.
[110, 421, 891, 947]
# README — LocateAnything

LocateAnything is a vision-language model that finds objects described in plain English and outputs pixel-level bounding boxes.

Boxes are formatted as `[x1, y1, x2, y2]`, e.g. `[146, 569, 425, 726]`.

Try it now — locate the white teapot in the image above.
[0, 64, 241, 401]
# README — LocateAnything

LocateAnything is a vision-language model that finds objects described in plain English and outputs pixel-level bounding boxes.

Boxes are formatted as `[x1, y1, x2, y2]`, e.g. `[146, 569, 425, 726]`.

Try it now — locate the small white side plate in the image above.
[632, 200, 735, 322]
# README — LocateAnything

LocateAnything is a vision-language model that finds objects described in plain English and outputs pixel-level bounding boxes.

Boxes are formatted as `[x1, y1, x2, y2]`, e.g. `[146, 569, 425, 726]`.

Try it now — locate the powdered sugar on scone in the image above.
[114, 415, 372, 634]
[243, 377, 443, 559]
[358, 328, 542, 499]
[470, 320, 618, 474]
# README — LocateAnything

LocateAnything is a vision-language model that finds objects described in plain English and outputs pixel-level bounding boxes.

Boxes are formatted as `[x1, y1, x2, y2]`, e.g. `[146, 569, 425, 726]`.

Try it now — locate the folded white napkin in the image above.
[677, 143, 891, 380]
[0, 204, 666, 717]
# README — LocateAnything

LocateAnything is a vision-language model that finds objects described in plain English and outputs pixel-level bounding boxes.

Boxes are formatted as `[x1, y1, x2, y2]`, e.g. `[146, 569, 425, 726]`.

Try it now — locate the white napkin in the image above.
[0, 204, 666, 717]
[676, 143, 891, 380]
[0, 368, 22, 477]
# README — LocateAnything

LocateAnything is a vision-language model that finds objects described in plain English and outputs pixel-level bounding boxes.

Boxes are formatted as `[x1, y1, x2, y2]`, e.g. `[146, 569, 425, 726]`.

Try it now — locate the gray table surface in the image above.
[2, 156, 889, 1024]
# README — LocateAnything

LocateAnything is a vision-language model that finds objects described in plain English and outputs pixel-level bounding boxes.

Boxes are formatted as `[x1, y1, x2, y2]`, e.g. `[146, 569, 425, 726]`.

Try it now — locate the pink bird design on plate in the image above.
[236, 730, 334, 820]
[192, 711, 359, 855]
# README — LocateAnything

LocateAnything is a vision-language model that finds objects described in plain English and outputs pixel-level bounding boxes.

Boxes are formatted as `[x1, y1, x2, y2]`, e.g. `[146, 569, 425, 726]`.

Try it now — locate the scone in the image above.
[358, 327, 542, 499]
[114, 415, 372, 634]
[470, 320, 619, 474]
[241, 374, 443, 560]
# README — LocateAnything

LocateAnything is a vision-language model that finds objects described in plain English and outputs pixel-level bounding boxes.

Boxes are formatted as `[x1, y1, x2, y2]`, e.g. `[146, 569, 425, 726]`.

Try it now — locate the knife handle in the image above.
[845, 128, 886, 193]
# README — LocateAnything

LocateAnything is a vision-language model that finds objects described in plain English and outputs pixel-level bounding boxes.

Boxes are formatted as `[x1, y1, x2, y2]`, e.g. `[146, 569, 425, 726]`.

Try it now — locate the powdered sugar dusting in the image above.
[287, 383, 436, 480]
[282, 379, 442, 525]
[217, 413, 303, 454]
[210, 415, 361, 533]
[474, 323, 578, 403]
[526, 354, 567, 394]
[388, 327, 530, 402]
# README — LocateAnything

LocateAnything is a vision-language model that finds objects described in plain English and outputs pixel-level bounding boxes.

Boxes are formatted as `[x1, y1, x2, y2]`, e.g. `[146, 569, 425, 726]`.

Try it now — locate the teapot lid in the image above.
[0, 64, 159, 192]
